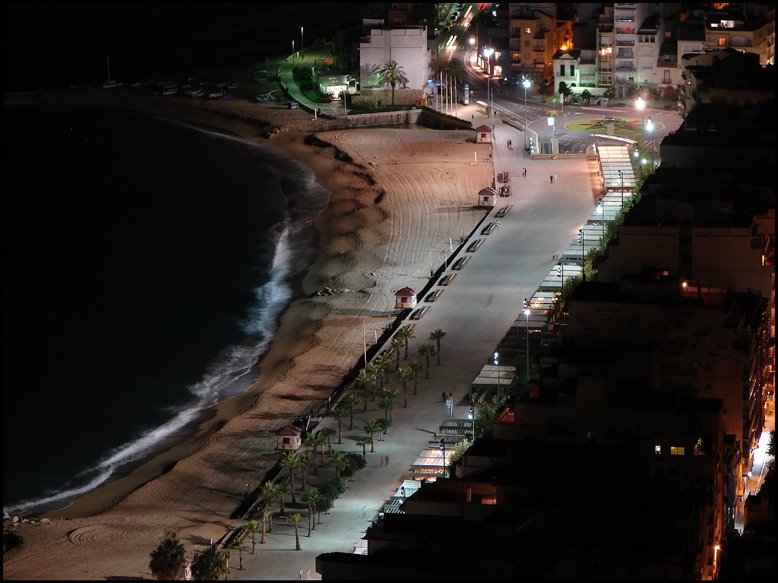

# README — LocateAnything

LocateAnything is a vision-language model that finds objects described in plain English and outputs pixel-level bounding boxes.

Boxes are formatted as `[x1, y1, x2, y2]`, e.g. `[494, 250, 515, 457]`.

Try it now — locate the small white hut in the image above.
[474, 124, 492, 144]
[478, 187, 498, 207]
[395, 287, 417, 309]
[276, 424, 302, 451]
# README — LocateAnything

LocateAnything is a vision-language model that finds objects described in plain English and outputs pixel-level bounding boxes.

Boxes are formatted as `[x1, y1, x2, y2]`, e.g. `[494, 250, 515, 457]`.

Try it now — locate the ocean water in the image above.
[2, 105, 329, 515]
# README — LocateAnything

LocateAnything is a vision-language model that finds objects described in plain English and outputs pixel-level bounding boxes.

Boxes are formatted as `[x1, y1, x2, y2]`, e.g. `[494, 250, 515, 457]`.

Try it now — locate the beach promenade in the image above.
[231, 107, 601, 580]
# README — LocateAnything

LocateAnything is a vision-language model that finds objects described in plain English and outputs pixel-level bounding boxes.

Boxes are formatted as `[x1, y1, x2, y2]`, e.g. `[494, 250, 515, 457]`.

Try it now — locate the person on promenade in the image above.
[522, 168, 527, 177]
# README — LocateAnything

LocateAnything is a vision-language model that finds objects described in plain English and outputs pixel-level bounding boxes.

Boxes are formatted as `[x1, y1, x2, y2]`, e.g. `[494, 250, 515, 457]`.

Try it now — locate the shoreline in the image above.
[2, 86, 491, 579]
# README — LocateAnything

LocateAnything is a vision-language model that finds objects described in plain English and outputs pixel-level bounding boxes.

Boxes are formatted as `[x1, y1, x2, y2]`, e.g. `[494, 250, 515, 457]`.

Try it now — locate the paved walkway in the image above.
[230, 106, 603, 580]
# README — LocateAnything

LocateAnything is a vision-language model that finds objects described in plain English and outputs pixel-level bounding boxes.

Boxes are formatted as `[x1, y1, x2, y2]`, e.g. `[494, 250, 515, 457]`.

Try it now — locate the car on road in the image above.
[288, 100, 300, 109]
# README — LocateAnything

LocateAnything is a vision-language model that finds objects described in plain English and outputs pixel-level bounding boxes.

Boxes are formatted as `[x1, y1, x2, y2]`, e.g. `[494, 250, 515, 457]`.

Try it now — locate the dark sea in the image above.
[2, 1, 389, 518]
[1, 104, 329, 516]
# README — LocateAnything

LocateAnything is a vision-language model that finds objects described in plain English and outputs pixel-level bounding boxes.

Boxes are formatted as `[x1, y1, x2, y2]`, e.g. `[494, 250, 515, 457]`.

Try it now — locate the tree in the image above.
[429, 329, 446, 365]
[226, 536, 248, 572]
[374, 59, 409, 105]
[285, 512, 304, 551]
[396, 366, 413, 407]
[191, 544, 229, 581]
[280, 451, 304, 503]
[581, 88, 592, 105]
[328, 451, 350, 480]
[379, 388, 398, 421]
[331, 405, 349, 444]
[319, 427, 337, 455]
[356, 367, 375, 411]
[343, 393, 361, 429]
[276, 480, 289, 516]
[390, 336, 404, 370]
[395, 325, 416, 359]
[363, 419, 382, 452]
[259, 504, 272, 543]
[356, 436, 371, 460]
[417, 343, 436, 378]
[301, 488, 322, 536]
[149, 533, 187, 580]
[408, 360, 423, 395]
[298, 450, 314, 490]
[259, 482, 281, 530]
[375, 418, 391, 441]
[245, 520, 260, 554]
[303, 430, 328, 473]
[373, 352, 392, 390]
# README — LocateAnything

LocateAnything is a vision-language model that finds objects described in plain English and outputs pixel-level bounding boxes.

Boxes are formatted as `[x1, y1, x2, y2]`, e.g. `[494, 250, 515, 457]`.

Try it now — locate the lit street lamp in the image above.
[300, 26, 304, 54]
[522, 299, 530, 382]
[522, 78, 531, 150]
[597, 197, 605, 243]
[635, 96, 645, 126]
[618, 169, 624, 207]
[645, 117, 655, 169]
[493, 351, 500, 399]
[483, 47, 494, 121]
[578, 228, 586, 282]
[468, 407, 475, 441]
[292, 39, 295, 60]
[439, 438, 447, 478]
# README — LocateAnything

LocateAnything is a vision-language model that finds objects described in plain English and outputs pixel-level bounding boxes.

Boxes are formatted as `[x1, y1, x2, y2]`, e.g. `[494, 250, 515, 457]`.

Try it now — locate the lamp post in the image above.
[292, 39, 295, 60]
[635, 96, 645, 126]
[578, 228, 586, 281]
[645, 117, 655, 169]
[522, 79, 531, 150]
[483, 47, 494, 120]
[618, 169, 624, 207]
[439, 438, 447, 478]
[493, 351, 500, 399]
[597, 197, 605, 244]
[300, 26, 304, 55]
[468, 407, 475, 441]
[523, 299, 530, 382]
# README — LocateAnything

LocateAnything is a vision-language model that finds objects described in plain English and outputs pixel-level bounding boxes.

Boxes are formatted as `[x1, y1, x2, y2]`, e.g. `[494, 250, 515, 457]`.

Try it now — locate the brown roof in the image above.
[395, 287, 417, 296]
[474, 125, 492, 133]
[276, 424, 302, 437]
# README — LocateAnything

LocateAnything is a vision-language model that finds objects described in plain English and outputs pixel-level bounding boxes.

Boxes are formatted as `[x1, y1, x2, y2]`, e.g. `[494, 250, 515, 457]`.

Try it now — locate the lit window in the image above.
[481, 496, 497, 505]
[654, 445, 662, 454]
[670, 446, 685, 456]
[717, 37, 726, 47]
[525, 27, 531, 34]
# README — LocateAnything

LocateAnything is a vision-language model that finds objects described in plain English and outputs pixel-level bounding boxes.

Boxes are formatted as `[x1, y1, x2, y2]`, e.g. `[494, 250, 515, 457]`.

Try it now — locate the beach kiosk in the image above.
[474, 124, 492, 144]
[276, 424, 302, 451]
[477, 187, 498, 208]
[395, 287, 417, 309]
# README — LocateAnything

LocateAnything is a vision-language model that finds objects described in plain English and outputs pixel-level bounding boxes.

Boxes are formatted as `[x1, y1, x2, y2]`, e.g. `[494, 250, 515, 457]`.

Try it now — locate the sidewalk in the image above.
[232, 105, 602, 581]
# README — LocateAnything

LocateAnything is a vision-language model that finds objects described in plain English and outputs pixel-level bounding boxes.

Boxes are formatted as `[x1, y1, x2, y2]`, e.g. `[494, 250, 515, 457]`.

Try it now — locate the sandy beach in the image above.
[2, 87, 492, 579]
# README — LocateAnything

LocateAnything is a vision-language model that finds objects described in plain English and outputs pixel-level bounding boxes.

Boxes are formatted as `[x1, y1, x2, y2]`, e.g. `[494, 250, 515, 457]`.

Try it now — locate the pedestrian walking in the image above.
[379, 455, 385, 466]
[550, 175, 554, 183]
[522, 167, 527, 177]
[554, 174, 557, 183]
[442, 392, 447, 402]
[299, 569, 304, 580]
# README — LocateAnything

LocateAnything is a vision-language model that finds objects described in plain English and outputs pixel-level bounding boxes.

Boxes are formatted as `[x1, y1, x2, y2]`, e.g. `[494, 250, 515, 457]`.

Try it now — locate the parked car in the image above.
[288, 100, 300, 109]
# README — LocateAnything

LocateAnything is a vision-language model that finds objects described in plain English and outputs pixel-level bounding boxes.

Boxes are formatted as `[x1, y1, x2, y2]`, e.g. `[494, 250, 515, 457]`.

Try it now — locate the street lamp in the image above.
[522, 79, 531, 150]
[483, 47, 494, 120]
[493, 351, 500, 399]
[578, 228, 586, 282]
[300, 26, 304, 55]
[439, 438, 447, 478]
[645, 117, 655, 169]
[468, 406, 475, 441]
[618, 169, 624, 207]
[547, 115, 555, 138]
[597, 197, 605, 244]
[292, 39, 295, 60]
[635, 96, 645, 126]
[523, 299, 530, 382]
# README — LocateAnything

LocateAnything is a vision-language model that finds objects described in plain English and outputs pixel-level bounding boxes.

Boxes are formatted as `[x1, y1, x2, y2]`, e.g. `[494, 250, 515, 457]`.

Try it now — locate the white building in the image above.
[359, 25, 432, 104]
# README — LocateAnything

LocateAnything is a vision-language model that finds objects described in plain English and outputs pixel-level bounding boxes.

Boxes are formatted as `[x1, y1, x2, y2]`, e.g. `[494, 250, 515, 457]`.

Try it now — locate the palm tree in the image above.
[301, 489, 320, 536]
[396, 365, 413, 407]
[390, 336, 404, 370]
[429, 329, 446, 365]
[191, 545, 229, 581]
[226, 536, 248, 572]
[280, 451, 303, 503]
[276, 480, 288, 516]
[395, 325, 416, 359]
[363, 418, 382, 452]
[374, 59, 409, 105]
[356, 367, 375, 411]
[356, 436, 371, 460]
[408, 360, 423, 395]
[319, 427, 337, 455]
[375, 418, 391, 441]
[373, 353, 392, 391]
[417, 343, 436, 378]
[285, 512, 304, 551]
[379, 388, 398, 421]
[331, 404, 349, 443]
[259, 504, 272, 542]
[343, 393, 361, 429]
[328, 451, 350, 480]
[245, 520, 260, 554]
[298, 450, 314, 490]
[259, 482, 281, 529]
[303, 430, 328, 473]
[149, 533, 186, 580]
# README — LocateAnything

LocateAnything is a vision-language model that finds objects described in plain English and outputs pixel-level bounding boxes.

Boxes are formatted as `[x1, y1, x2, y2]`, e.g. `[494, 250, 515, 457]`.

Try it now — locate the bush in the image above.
[341, 453, 366, 478]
